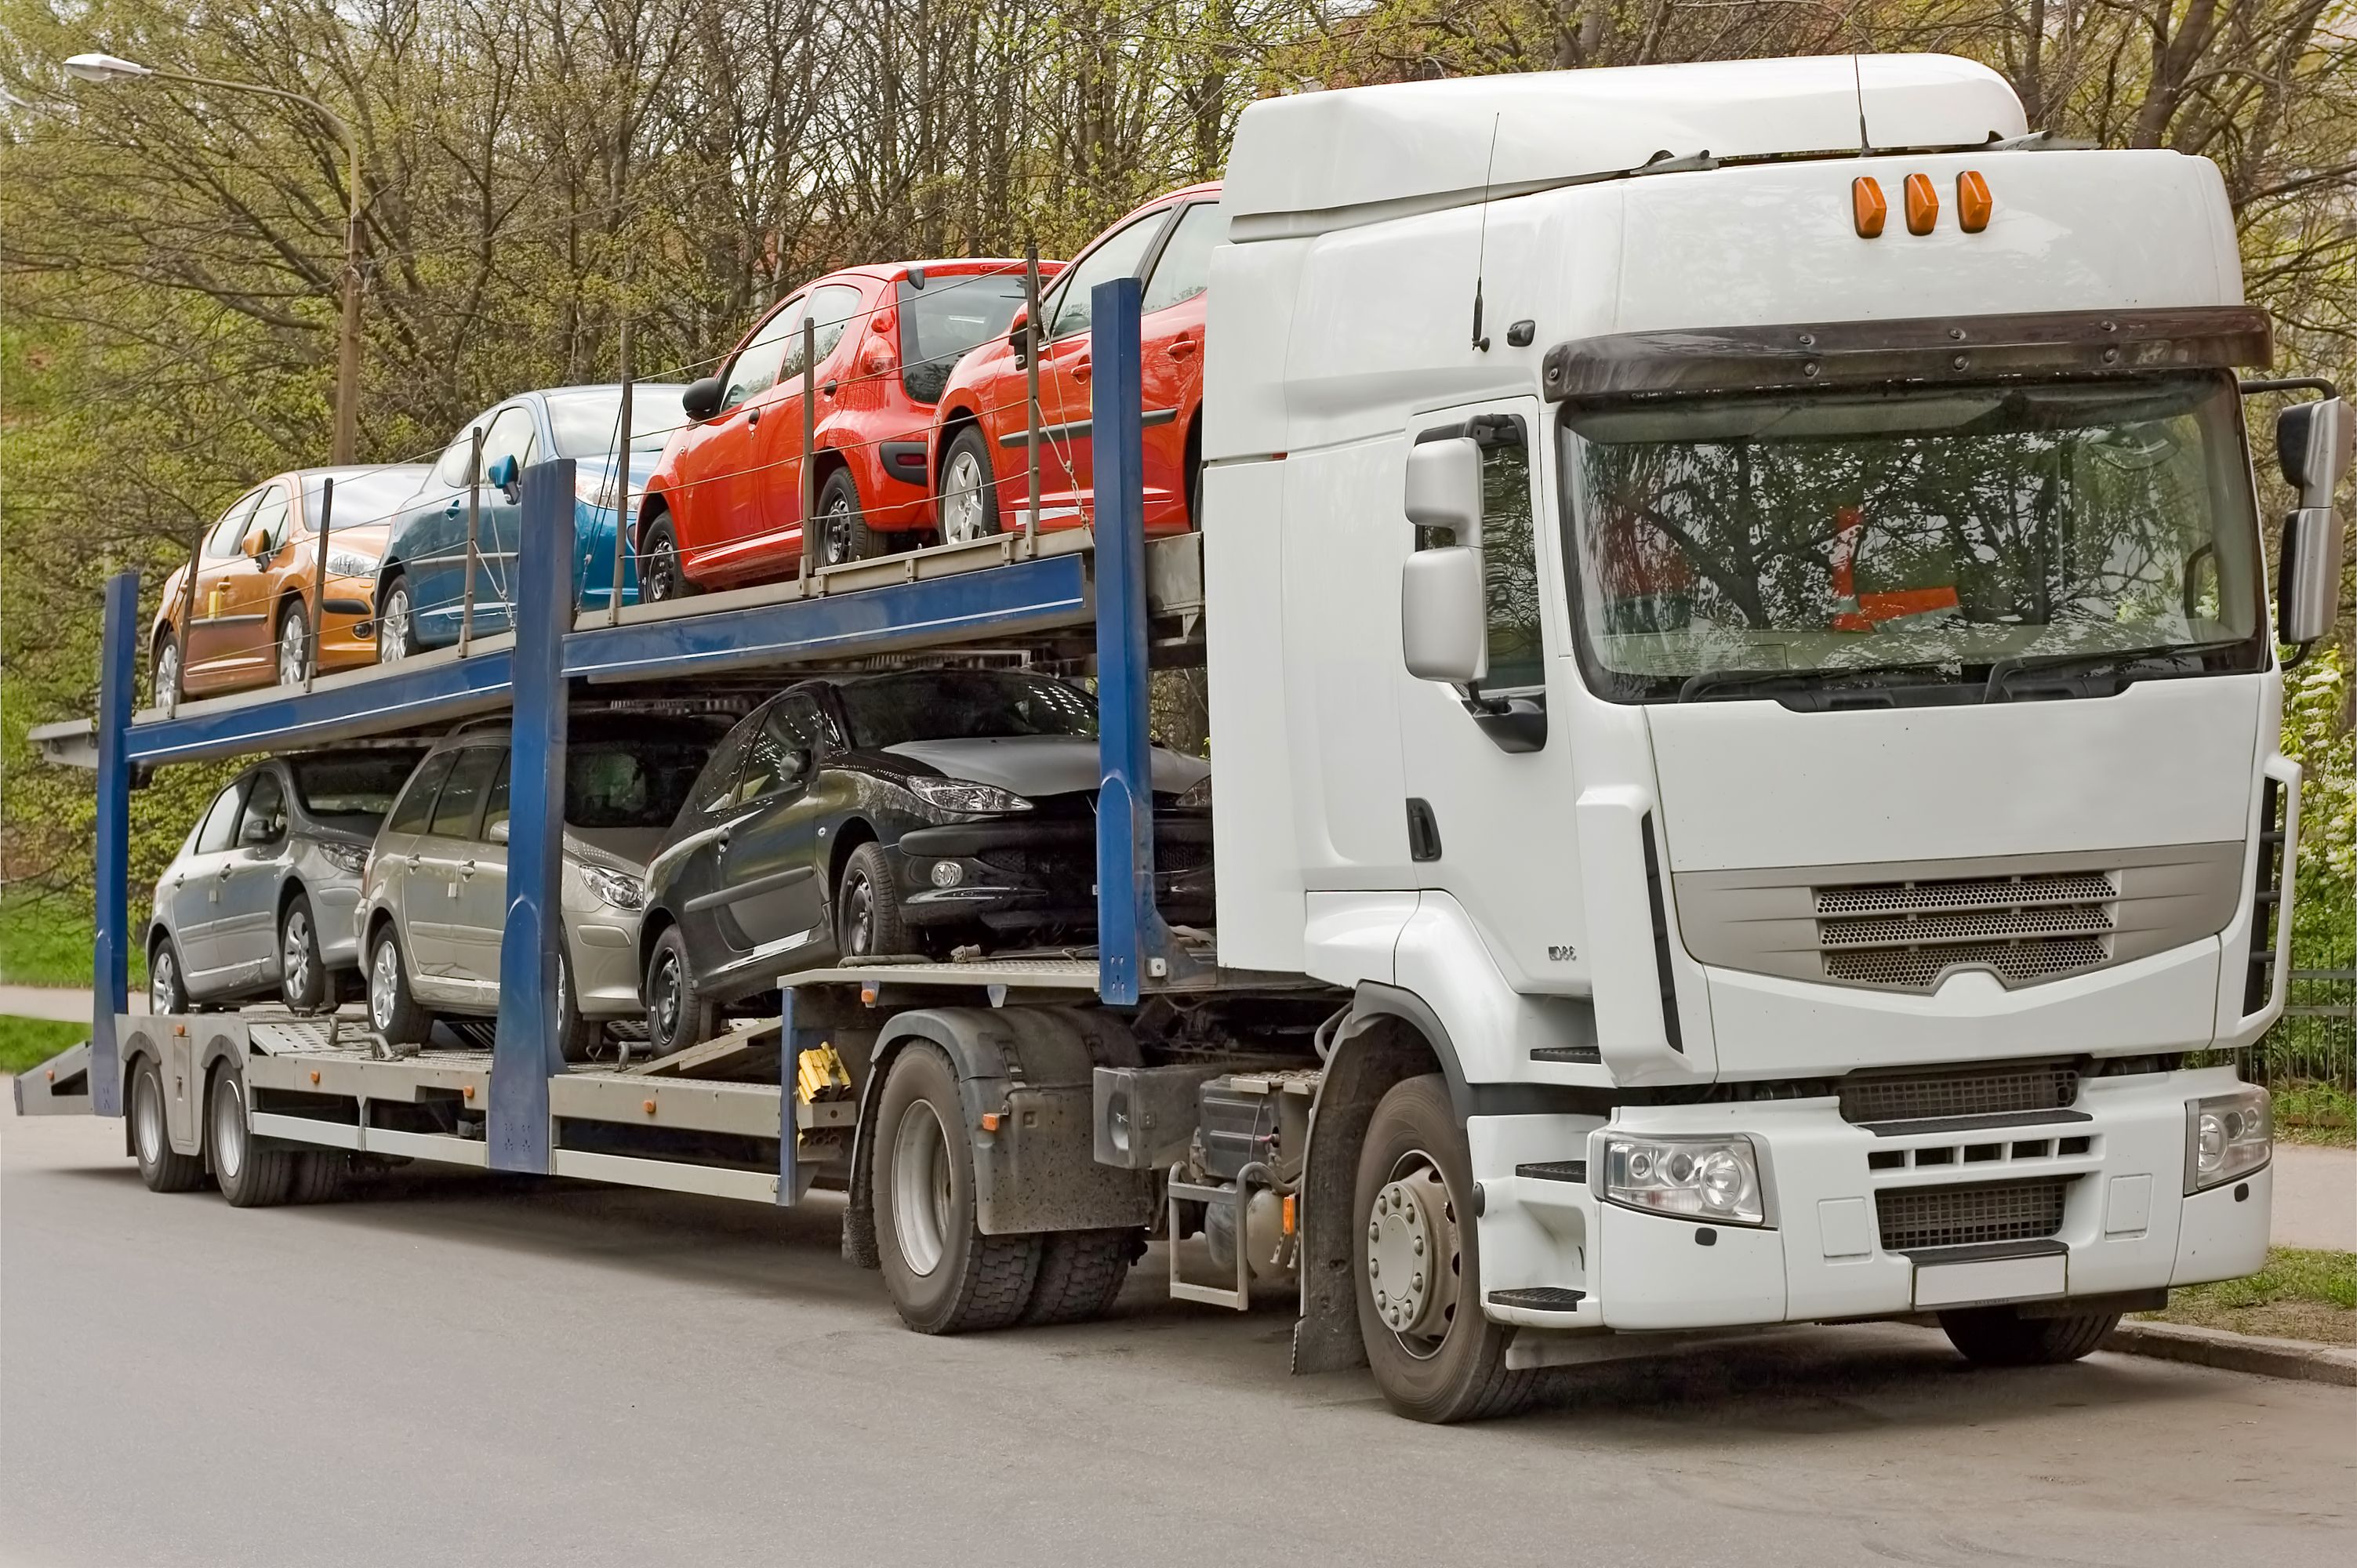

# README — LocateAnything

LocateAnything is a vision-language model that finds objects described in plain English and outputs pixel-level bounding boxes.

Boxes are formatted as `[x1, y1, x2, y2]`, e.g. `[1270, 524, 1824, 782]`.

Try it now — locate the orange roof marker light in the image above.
[1957, 170, 1993, 233]
[1904, 173, 1940, 235]
[1851, 176, 1887, 238]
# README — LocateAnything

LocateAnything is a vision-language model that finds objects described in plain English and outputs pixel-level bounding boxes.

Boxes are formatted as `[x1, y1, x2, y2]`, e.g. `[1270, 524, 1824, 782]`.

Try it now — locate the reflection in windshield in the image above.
[1560, 374, 2264, 699]
[291, 752, 427, 820]
[898, 274, 1030, 405]
[546, 387, 692, 459]
[565, 742, 711, 828]
[837, 672, 1098, 748]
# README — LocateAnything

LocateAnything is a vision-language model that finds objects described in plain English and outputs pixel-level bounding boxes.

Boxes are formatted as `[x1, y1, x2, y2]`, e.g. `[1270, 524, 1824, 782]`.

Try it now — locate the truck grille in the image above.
[1814, 870, 2115, 992]
[1876, 1178, 2072, 1253]
[1840, 1062, 2080, 1126]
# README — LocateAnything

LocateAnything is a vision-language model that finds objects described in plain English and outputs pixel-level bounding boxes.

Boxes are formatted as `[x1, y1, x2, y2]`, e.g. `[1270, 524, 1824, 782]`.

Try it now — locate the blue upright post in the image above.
[90, 571, 138, 1117]
[490, 458, 572, 1173]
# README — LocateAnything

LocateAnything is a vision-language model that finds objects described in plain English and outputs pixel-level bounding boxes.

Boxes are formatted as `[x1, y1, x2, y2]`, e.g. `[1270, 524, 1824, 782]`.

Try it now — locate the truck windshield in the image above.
[1558, 372, 2266, 701]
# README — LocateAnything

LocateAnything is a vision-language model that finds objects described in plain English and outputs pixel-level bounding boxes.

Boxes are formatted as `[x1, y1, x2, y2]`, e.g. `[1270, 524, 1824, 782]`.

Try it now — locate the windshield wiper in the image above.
[1677, 661, 1951, 703]
[1983, 636, 2255, 702]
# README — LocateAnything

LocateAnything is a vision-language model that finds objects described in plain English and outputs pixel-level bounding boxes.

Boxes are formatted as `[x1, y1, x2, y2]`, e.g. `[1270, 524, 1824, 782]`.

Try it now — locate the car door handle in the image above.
[717, 826, 733, 849]
[217, 864, 235, 879]
[1072, 357, 1091, 383]
[822, 379, 837, 398]
[1168, 338, 1198, 360]
[746, 406, 761, 427]
[458, 859, 476, 878]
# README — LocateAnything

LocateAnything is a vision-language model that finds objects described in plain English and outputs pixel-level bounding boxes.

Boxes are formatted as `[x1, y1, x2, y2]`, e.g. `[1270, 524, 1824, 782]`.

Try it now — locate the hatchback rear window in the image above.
[292, 752, 427, 823]
[899, 273, 1031, 405]
[566, 741, 711, 828]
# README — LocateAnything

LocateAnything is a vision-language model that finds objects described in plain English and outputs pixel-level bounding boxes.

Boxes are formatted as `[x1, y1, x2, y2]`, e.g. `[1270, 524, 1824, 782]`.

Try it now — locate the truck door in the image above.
[1392, 401, 1590, 990]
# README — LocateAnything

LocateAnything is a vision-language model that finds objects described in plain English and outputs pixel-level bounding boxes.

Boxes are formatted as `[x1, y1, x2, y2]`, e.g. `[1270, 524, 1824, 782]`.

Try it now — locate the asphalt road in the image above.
[4, 1112, 2349, 1568]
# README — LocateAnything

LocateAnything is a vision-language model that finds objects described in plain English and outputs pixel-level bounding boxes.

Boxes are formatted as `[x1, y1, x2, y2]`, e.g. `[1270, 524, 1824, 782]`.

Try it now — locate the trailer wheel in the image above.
[279, 894, 328, 1012]
[1021, 1229, 1135, 1325]
[209, 1061, 303, 1208]
[368, 927, 433, 1047]
[873, 1043, 1040, 1333]
[129, 1054, 203, 1193]
[1353, 1074, 1538, 1423]
[643, 925, 714, 1058]
[1939, 1306, 2121, 1367]
[289, 1150, 348, 1204]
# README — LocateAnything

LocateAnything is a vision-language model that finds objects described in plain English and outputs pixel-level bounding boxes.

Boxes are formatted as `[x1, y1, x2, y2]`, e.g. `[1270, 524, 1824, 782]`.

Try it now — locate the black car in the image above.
[637, 669, 1213, 1055]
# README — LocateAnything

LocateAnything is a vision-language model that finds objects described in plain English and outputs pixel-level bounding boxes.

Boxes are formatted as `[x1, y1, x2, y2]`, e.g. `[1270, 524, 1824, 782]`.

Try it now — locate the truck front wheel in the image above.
[1939, 1305, 2120, 1366]
[873, 1043, 1040, 1333]
[1353, 1074, 1538, 1422]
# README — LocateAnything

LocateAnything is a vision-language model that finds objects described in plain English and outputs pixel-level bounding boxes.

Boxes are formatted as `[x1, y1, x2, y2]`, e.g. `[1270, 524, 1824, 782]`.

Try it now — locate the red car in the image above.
[931, 183, 1222, 543]
[636, 258, 1050, 597]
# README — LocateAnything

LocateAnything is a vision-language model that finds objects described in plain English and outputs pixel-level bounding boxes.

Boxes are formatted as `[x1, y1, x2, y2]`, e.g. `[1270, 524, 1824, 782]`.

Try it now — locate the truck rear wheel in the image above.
[211, 1061, 302, 1208]
[873, 1043, 1040, 1333]
[1022, 1229, 1135, 1326]
[1940, 1305, 2121, 1366]
[1353, 1074, 1538, 1423]
[130, 1055, 203, 1193]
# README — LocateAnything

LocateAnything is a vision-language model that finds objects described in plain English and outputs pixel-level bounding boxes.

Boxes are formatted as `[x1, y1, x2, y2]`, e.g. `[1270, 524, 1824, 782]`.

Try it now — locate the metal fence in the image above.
[2198, 968, 2357, 1135]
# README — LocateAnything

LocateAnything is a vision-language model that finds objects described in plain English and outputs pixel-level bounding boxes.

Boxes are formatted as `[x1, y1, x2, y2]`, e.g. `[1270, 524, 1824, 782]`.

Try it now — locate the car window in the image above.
[194, 780, 248, 854]
[386, 750, 457, 837]
[244, 485, 293, 554]
[546, 386, 692, 459]
[835, 672, 1098, 747]
[566, 739, 710, 828]
[1046, 210, 1173, 340]
[1141, 202, 1222, 315]
[782, 285, 866, 382]
[692, 720, 754, 815]
[435, 420, 486, 488]
[479, 406, 539, 479]
[430, 746, 502, 839]
[481, 752, 510, 841]
[899, 271, 1030, 405]
[238, 769, 289, 847]
[724, 299, 803, 411]
[291, 750, 425, 832]
[300, 470, 423, 534]
[732, 698, 823, 805]
[202, 492, 266, 559]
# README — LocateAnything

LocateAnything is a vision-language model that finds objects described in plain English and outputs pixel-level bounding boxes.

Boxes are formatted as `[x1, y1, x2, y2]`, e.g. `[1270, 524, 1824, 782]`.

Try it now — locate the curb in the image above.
[2105, 1319, 2357, 1386]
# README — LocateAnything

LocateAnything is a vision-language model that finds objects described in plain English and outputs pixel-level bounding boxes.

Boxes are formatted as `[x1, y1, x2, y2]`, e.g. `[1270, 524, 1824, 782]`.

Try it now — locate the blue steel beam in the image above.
[122, 649, 516, 767]
[489, 458, 572, 1174]
[90, 571, 139, 1117]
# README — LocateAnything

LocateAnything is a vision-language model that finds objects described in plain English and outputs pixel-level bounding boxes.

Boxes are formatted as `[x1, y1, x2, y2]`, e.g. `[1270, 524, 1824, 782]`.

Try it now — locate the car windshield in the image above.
[1558, 372, 2267, 700]
[565, 739, 711, 828]
[899, 273, 1032, 405]
[544, 387, 692, 459]
[836, 672, 1098, 747]
[296, 470, 424, 532]
[289, 752, 426, 829]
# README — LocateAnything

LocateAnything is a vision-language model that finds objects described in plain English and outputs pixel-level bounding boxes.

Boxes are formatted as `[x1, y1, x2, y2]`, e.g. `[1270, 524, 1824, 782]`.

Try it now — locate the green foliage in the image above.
[0, 1014, 88, 1076]
[2166, 1247, 2357, 1312]
[2282, 643, 2355, 972]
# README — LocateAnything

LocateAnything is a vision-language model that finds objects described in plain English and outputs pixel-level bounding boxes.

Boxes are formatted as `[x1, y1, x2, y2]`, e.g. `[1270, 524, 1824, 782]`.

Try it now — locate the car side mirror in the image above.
[1008, 307, 1033, 368]
[2275, 397, 2351, 647]
[240, 526, 273, 563]
[485, 454, 521, 503]
[238, 815, 280, 847]
[681, 376, 725, 423]
[487, 818, 510, 844]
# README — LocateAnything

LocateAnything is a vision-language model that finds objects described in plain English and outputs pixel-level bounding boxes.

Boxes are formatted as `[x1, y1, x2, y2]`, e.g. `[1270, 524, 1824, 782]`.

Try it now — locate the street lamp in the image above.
[64, 51, 367, 465]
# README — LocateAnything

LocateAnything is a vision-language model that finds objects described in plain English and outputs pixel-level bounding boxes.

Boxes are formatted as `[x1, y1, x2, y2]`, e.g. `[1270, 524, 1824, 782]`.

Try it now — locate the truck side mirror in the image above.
[485, 454, 521, 503]
[1406, 437, 1483, 548]
[681, 375, 725, 423]
[2275, 397, 2351, 647]
[1402, 550, 1488, 684]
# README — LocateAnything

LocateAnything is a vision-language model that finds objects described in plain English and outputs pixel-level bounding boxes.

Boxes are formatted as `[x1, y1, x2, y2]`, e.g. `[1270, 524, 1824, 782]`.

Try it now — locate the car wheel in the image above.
[873, 1042, 1040, 1333]
[366, 926, 432, 1046]
[376, 575, 420, 662]
[836, 841, 911, 960]
[151, 638, 180, 709]
[276, 599, 311, 686]
[150, 936, 190, 1014]
[815, 468, 880, 567]
[639, 514, 696, 601]
[279, 895, 328, 1012]
[643, 924, 715, 1058]
[554, 945, 604, 1064]
[1353, 1074, 1540, 1423]
[937, 426, 1002, 544]
[130, 1054, 204, 1193]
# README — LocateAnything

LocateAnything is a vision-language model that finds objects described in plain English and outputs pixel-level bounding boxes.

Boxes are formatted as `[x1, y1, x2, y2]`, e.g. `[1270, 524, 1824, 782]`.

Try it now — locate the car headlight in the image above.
[2184, 1087, 2270, 1194]
[1173, 773, 1211, 809]
[324, 550, 378, 580]
[580, 862, 645, 910]
[1602, 1134, 1766, 1225]
[576, 471, 623, 511]
[318, 840, 369, 876]
[906, 776, 1033, 814]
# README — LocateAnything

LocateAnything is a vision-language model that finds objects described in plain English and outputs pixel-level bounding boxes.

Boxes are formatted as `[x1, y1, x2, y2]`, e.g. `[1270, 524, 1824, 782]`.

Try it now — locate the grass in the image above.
[0, 884, 141, 989]
[2140, 1247, 2357, 1346]
[2272, 1080, 2355, 1148]
[0, 1014, 88, 1075]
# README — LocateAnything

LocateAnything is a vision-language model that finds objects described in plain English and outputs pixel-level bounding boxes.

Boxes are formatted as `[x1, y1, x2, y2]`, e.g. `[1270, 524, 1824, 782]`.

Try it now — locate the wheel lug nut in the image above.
[1412, 1236, 1424, 1256]
[1413, 1272, 1424, 1291]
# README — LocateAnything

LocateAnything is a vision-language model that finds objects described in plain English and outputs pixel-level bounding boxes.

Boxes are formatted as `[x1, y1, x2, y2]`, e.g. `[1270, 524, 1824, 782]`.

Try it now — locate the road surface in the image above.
[3, 1109, 2349, 1568]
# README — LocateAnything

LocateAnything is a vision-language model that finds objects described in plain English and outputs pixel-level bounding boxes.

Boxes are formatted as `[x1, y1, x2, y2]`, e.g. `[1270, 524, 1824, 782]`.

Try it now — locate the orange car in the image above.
[149, 465, 431, 706]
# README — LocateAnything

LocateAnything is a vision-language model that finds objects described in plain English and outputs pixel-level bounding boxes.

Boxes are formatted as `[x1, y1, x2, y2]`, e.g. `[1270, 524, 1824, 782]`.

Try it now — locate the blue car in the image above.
[374, 383, 688, 659]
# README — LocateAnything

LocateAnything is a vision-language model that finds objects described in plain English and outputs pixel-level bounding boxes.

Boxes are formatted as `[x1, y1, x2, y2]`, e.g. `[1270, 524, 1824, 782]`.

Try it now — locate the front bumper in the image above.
[891, 818, 1215, 931]
[1471, 1065, 2271, 1331]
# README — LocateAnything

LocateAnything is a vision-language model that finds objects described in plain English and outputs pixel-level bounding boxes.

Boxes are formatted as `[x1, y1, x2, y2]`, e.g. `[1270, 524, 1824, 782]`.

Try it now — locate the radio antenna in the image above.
[1470, 113, 1499, 353]
[1851, 53, 1872, 154]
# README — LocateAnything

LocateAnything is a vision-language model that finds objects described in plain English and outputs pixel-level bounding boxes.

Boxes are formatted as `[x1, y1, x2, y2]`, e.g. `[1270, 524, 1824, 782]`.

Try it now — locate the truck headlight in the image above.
[580, 862, 645, 911]
[2184, 1087, 2270, 1194]
[1602, 1134, 1765, 1225]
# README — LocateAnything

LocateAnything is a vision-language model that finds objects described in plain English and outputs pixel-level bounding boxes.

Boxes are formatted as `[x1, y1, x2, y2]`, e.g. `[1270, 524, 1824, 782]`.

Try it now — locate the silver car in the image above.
[355, 717, 721, 1058]
[148, 749, 430, 1014]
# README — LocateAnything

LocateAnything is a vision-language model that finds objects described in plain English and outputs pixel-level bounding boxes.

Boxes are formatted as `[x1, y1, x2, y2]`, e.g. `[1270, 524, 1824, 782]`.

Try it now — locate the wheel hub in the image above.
[891, 1100, 952, 1276]
[369, 942, 397, 1030]
[1365, 1162, 1458, 1345]
[283, 913, 311, 999]
[212, 1077, 245, 1181]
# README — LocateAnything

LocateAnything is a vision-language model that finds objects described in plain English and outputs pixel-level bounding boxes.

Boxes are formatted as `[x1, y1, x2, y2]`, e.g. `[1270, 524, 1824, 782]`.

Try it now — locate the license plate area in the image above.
[1912, 1248, 2066, 1309]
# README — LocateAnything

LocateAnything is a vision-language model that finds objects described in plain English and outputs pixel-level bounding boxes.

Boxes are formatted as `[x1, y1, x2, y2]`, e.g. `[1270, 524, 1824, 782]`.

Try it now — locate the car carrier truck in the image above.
[20, 53, 2348, 1424]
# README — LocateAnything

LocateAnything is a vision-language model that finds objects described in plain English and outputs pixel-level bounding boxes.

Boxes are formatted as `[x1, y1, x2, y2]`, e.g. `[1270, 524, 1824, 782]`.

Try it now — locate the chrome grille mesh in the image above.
[1876, 1178, 2072, 1253]
[1814, 870, 2116, 992]
[1840, 1062, 2080, 1125]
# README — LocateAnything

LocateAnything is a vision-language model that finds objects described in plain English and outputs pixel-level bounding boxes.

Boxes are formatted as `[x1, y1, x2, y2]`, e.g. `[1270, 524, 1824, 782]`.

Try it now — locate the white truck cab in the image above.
[1202, 53, 2330, 1414]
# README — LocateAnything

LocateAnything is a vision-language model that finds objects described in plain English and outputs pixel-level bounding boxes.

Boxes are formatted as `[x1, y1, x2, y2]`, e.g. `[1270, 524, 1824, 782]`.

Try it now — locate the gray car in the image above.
[148, 749, 430, 1014]
[355, 716, 721, 1058]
